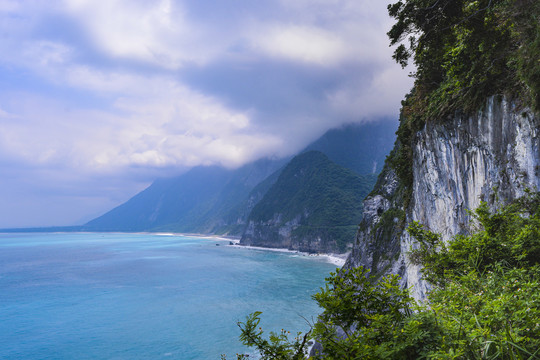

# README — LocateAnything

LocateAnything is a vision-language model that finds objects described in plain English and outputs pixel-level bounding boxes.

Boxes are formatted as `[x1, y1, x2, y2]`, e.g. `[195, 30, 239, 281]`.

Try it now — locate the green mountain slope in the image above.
[241, 151, 377, 253]
[303, 121, 397, 175]
[84, 158, 286, 233]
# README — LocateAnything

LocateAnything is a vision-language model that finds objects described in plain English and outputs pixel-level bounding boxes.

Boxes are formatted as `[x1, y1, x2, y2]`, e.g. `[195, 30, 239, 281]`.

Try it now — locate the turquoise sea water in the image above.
[0, 233, 337, 359]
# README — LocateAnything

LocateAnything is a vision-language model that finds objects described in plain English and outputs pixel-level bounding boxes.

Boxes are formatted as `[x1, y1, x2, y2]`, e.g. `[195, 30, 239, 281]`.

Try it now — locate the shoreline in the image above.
[0, 230, 346, 267]
[227, 241, 347, 267]
[150, 234, 347, 267]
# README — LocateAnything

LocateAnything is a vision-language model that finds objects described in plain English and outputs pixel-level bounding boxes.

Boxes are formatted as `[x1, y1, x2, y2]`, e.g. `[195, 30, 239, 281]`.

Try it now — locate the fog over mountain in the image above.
[83, 121, 397, 240]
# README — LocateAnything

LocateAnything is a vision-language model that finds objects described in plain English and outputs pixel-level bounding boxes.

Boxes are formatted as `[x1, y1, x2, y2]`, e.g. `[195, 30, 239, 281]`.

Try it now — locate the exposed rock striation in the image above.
[346, 96, 540, 300]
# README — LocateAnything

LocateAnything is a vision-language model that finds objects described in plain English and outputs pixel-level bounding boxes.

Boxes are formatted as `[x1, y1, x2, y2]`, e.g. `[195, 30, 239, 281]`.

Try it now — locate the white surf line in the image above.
[228, 243, 348, 267]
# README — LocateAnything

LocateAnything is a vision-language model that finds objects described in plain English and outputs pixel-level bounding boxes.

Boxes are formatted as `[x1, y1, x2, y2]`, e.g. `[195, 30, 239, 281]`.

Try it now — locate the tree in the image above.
[387, 0, 540, 118]
[228, 266, 441, 359]
[231, 311, 311, 360]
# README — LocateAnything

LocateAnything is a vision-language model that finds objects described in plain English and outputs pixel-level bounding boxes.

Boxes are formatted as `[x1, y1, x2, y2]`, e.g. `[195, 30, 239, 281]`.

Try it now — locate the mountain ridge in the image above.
[81, 121, 397, 242]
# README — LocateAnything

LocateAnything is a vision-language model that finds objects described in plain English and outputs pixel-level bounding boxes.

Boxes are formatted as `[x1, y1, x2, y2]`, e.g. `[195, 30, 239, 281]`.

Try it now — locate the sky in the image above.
[0, 0, 413, 228]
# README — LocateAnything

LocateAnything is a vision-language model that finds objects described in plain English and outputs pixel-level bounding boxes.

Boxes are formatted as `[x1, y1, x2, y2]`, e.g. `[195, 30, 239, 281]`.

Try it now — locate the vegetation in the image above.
[303, 122, 398, 176]
[406, 191, 540, 358]
[247, 151, 377, 252]
[223, 1, 540, 357]
[84, 122, 393, 236]
[386, 0, 539, 194]
[389, 0, 540, 119]
[226, 192, 540, 359]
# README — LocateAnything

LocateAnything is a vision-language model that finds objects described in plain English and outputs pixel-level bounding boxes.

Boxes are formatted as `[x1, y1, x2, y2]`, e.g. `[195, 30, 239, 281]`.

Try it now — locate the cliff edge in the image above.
[346, 97, 539, 300]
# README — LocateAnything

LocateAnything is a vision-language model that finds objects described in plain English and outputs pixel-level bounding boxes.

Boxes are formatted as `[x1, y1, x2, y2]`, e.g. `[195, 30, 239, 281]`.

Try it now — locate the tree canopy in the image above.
[388, 0, 539, 118]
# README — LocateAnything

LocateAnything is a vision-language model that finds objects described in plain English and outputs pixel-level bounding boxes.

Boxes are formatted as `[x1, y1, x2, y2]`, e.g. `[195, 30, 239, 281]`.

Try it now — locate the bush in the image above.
[227, 193, 540, 359]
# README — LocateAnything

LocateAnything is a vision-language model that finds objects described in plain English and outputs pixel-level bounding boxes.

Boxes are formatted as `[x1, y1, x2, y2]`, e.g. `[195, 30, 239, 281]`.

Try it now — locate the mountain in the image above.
[84, 158, 287, 233]
[84, 121, 397, 237]
[240, 151, 377, 253]
[303, 121, 396, 175]
[342, 0, 540, 302]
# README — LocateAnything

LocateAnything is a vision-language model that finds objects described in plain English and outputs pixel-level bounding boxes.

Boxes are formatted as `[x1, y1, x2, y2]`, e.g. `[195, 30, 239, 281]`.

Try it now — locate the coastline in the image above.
[144, 234, 348, 267]
[129, 232, 347, 266]
[0, 229, 345, 267]
[227, 240, 347, 267]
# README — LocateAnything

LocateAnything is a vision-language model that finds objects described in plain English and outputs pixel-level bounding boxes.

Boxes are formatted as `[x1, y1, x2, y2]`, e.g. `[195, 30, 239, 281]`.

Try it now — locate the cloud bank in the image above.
[0, 0, 412, 227]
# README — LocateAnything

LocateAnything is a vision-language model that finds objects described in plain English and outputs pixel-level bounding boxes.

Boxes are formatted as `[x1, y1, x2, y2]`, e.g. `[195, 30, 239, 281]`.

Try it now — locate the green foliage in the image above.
[408, 192, 540, 358]
[230, 193, 540, 359]
[250, 152, 374, 225]
[408, 191, 540, 286]
[248, 151, 377, 252]
[313, 267, 412, 331]
[303, 122, 398, 176]
[386, 1, 540, 192]
[426, 266, 540, 359]
[228, 311, 311, 360]
[373, 207, 406, 242]
[388, 0, 540, 119]
[310, 267, 425, 360]
[384, 92, 427, 209]
[231, 267, 429, 360]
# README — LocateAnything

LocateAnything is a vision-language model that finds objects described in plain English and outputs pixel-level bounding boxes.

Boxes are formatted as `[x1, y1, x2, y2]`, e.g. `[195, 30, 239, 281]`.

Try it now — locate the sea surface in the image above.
[0, 232, 338, 359]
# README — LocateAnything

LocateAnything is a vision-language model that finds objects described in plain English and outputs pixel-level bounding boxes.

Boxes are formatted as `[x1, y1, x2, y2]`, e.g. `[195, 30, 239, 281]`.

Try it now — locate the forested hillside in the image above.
[303, 121, 396, 175]
[388, 0, 539, 197]
[241, 151, 376, 253]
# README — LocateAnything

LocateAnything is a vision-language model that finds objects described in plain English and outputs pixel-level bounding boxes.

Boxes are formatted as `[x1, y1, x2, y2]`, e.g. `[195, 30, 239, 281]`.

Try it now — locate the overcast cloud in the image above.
[0, 0, 412, 228]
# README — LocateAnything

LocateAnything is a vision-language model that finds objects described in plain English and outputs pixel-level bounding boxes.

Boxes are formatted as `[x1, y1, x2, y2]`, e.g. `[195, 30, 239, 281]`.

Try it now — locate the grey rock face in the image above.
[347, 97, 540, 300]
[345, 165, 407, 286]
[241, 214, 332, 252]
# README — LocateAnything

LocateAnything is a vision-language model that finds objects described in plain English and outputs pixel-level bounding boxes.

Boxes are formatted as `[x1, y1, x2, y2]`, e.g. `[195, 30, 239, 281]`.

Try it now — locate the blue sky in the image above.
[0, 0, 412, 228]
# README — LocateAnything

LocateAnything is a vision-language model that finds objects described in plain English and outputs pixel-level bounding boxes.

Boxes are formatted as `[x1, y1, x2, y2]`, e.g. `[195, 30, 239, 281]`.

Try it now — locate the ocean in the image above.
[0, 232, 338, 359]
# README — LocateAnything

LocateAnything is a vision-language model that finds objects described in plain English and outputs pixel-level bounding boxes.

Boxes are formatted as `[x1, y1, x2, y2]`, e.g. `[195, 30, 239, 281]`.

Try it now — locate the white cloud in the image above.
[0, 107, 17, 119]
[278, 0, 391, 24]
[0, 68, 283, 173]
[327, 64, 413, 119]
[245, 0, 395, 65]
[23, 41, 73, 67]
[0, 0, 21, 13]
[57, 0, 396, 69]
[64, 66, 155, 94]
[0, 0, 413, 227]
[61, 0, 218, 68]
[248, 25, 348, 66]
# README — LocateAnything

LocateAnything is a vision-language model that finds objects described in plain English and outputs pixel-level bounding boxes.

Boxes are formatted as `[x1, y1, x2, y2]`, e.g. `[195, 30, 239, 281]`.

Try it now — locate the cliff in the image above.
[346, 96, 540, 300]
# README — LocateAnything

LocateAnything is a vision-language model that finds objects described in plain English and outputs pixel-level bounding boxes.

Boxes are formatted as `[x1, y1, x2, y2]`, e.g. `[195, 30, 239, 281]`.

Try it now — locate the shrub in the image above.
[227, 193, 540, 359]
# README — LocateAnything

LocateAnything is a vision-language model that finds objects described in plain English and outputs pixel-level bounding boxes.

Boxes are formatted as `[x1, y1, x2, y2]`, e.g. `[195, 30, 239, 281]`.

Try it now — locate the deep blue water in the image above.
[0, 233, 337, 359]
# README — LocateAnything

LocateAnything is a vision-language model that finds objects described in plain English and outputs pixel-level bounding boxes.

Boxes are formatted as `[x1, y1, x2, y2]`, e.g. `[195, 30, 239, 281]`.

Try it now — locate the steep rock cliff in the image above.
[346, 97, 540, 300]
